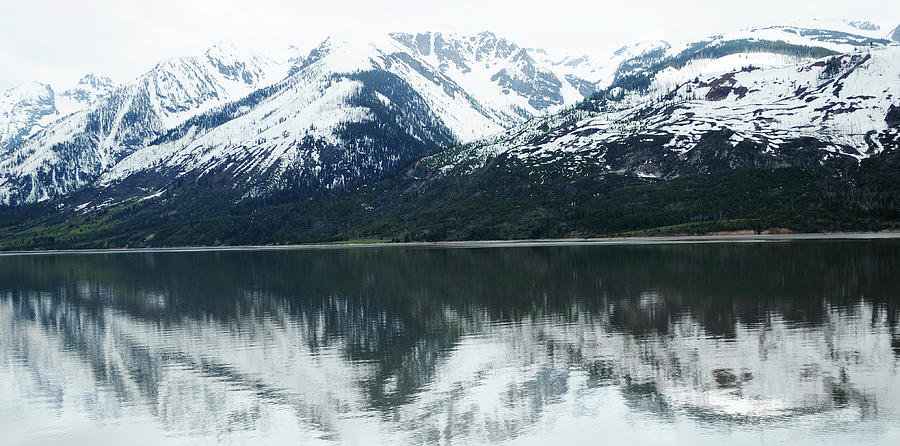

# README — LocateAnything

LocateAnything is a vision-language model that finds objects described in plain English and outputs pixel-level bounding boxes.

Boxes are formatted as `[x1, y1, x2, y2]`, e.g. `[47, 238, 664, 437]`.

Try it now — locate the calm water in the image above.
[1, 240, 899, 445]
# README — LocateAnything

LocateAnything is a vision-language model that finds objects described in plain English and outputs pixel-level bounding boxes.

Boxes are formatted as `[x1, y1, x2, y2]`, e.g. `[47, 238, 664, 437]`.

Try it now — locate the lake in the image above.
[1, 239, 899, 445]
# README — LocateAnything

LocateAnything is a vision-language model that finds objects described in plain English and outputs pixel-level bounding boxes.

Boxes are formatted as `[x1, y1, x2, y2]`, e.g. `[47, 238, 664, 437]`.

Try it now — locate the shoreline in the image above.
[1, 231, 899, 256]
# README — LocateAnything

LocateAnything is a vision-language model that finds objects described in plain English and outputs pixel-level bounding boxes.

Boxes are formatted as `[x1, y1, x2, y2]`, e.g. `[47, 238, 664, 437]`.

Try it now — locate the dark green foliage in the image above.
[822, 56, 845, 78]
[886, 105, 900, 128]
[792, 28, 891, 47]
[660, 40, 839, 71]
[1, 142, 898, 250]
[609, 73, 653, 94]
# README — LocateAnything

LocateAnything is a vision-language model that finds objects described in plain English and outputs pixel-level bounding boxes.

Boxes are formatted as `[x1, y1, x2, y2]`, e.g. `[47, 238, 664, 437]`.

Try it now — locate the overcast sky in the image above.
[1, 0, 898, 90]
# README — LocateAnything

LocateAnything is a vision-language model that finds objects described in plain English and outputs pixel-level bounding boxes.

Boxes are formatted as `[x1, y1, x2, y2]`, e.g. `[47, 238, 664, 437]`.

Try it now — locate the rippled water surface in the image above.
[1, 240, 899, 445]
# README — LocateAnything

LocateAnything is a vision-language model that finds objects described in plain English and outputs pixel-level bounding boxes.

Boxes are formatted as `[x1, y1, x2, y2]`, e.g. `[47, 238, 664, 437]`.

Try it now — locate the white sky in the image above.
[1, 0, 898, 90]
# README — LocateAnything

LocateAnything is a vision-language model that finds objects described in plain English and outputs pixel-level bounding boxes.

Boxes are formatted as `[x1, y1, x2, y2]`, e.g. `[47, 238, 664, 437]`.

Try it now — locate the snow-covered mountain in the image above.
[421, 22, 900, 178]
[595, 21, 897, 106]
[0, 42, 287, 204]
[1, 83, 57, 155]
[0, 22, 898, 207]
[389, 31, 588, 116]
[0, 74, 119, 155]
[529, 40, 671, 93]
[0, 32, 601, 205]
[428, 44, 900, 180]
[56, 74, 119, 115]
[95, 31, 604, 201]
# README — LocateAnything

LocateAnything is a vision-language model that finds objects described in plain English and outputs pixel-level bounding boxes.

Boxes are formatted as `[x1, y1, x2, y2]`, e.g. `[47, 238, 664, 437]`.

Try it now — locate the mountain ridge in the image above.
[4, 22, 896, 206]
[0, 30, 609, 205]
[0, 20, 899, 249]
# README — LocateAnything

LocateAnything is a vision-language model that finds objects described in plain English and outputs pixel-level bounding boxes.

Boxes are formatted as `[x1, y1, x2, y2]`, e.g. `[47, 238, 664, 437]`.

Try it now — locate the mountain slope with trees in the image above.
[0, 22, 898, 249]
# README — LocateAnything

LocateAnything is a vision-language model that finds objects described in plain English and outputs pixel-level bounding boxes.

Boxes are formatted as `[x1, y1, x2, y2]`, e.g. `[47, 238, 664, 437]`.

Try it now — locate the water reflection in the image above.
[1, 242, 899, 445]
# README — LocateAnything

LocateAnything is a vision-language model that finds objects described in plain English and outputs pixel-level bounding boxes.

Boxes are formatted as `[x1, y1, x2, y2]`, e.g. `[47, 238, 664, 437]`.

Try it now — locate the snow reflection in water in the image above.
[1, 242, 898, 445]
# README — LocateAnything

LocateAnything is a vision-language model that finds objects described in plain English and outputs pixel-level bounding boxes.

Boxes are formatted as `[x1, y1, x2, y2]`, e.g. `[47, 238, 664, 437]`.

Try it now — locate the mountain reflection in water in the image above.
[1, 241, 899, 445]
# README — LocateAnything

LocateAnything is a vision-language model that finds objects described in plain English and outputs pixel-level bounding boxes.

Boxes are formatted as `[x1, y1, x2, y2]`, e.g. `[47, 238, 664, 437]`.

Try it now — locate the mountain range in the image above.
[1, 18, 899, 248]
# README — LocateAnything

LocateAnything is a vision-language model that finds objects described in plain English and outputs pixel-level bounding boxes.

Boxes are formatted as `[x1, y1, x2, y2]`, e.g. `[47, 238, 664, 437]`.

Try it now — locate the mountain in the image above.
[56, 74, 119, 115]
[97, 30, 596, 202]
[0, 42, 286, 204]
[1, 22, 899, 248]
[311, 44, 897, 242]
[0, 32, 601, 206]
[599, 22, 895, 105]
[1, 83, 57, 155]
[6, 24, 892, 208]
[0, 75, 119, 154]
[388, 31, 587, 116]
[432, 45, 900, 178]
[529, 40, 671, 92]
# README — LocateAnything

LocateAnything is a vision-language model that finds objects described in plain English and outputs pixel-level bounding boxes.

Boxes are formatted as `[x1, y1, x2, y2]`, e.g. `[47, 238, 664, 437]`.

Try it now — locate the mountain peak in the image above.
[204, 41, 261, 64]
[198, 41, 282, 86]
[57, 73, 118, 112]
[75, 73, 116, 90]
[0, 82, 56, 156]
[3, 81, 53, 102]
[847, 20, 880, 31]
